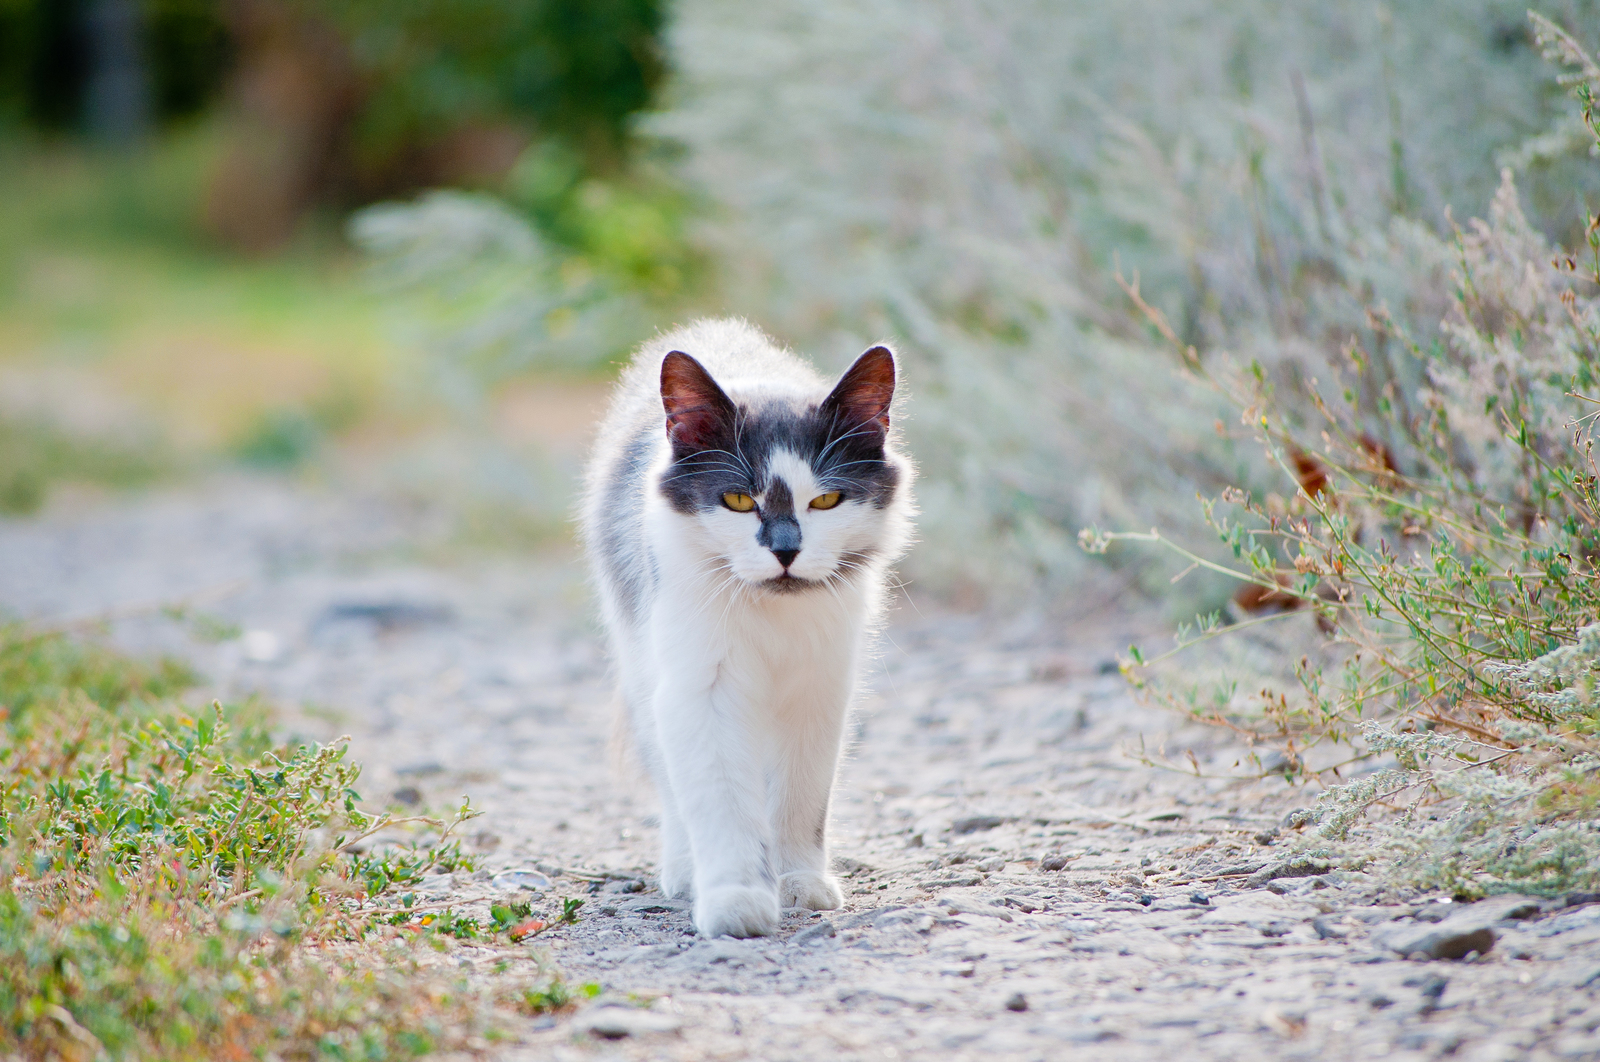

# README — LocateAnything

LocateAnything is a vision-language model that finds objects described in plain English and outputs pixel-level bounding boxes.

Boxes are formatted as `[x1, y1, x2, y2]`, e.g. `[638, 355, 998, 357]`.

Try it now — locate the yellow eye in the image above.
[809, 491, 842, 510]
[722, 492, 756, 512]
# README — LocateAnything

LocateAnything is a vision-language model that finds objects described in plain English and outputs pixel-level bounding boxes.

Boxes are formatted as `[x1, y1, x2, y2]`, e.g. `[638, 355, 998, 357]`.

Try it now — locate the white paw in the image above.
[779, 870, 844, 911]
[694, 885, 780, 938]
[659, 861, 693, 899]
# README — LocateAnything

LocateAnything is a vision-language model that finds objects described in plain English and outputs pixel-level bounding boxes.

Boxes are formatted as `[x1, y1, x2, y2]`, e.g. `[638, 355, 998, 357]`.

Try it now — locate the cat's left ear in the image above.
[661, 350, 736, 449]
[822, 345, 896, 436]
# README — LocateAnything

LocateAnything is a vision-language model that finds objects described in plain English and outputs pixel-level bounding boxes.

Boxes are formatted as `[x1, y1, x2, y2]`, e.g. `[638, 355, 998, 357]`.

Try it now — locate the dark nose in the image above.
[758, 513, 802, 569]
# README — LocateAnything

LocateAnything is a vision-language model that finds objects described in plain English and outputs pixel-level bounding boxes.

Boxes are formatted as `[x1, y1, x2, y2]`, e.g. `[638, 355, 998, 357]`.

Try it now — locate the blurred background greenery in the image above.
[0, 0, 676, 535]
[0, 0, 1597, 610]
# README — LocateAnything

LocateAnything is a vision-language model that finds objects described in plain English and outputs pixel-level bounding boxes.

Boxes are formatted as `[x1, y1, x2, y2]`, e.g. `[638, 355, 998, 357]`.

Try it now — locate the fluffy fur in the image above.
[581, 318, 914, 937]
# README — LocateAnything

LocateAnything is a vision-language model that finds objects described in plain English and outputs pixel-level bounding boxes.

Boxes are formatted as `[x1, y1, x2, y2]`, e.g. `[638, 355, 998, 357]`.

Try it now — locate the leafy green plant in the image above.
[488, 900, 535, 932]
[0, 625, 504, 1058]
[343, 831, 477, 900]
[422, 908, 483, 940]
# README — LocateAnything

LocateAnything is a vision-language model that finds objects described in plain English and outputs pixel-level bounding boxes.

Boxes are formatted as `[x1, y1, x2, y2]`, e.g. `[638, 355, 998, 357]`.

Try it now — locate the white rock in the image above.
[491, 868, 553, 892]
[241, 630, 281, 663]
[577, 1005, 682, 1039]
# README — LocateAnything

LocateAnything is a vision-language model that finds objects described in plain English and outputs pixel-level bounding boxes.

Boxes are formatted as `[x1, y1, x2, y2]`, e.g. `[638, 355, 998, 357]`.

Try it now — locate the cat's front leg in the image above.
[653, 679, 780, 937]
[773, 695, 848, 912]
[656, 786, 693, 900]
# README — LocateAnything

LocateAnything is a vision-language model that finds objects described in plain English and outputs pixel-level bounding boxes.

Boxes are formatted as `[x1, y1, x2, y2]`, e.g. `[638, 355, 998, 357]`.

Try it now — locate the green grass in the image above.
[0, 125, 403, 509]
[0, 415, 169, 515]
[0, 626, 551, 1059]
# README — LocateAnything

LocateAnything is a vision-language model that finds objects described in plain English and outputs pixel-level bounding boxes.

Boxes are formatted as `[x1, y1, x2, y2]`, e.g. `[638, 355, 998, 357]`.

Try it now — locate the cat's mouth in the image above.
[765, 571, 817, 593]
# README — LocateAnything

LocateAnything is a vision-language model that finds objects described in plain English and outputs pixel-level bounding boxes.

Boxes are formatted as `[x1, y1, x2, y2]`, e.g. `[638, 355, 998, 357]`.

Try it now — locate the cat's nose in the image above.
[772, 548, 799, 569]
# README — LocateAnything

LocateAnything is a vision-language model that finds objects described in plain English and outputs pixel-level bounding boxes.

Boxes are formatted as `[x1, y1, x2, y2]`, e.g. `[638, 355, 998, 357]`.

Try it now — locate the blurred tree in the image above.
[0, 0, 231, 133]
[145, 0, 233, 119]
[320, 0, 665, 177]
[2, 0, 666, 249]
[206, 0, 666, 249]
[83, 0, 153, 144]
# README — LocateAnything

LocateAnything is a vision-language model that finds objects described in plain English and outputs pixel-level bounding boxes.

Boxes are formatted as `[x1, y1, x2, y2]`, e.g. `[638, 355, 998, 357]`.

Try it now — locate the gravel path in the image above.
[5, 478, 1599, 1062]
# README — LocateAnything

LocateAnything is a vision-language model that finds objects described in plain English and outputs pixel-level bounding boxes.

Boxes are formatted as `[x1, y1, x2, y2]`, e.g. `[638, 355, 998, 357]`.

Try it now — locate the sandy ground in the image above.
[5, 477, 1600, 1062]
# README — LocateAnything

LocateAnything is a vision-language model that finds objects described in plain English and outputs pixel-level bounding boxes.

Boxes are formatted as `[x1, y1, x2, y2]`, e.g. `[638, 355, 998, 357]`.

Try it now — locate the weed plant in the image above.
[1088, 15, 1600, 898]
[0, 626, 580, 1059]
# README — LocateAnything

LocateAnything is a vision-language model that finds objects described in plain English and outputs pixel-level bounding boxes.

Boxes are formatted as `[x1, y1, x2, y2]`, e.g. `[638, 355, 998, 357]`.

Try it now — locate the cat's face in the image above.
[658, 347, 901, 593]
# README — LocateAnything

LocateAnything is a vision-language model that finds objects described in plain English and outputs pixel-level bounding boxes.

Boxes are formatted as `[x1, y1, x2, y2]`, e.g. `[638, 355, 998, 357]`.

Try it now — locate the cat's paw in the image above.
[659, 861, 693, 899]
[779, 870, 844, 911]
[694, 885, 779, 938]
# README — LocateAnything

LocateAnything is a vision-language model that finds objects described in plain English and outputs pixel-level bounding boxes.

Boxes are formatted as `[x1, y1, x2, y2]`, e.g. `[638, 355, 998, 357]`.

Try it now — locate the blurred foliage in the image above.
[646, 0, 1600, 602]
[229, 405, 322, 468]
[0, 0, 665, 175]
[318, 0, 665, 175]
[0, 415, 167, 514]
[0, 128, 395, 477]
[0, 0, 669, 265]
[504, 140, 699, 295]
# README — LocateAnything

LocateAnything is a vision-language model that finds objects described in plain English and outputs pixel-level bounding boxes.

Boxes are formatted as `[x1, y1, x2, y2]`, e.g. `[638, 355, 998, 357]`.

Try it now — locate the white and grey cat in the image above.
[581, 318, 914, 938]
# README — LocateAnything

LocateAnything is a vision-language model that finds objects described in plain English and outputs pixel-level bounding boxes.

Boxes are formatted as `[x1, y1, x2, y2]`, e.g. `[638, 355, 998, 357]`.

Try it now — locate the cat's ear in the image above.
[661, 350, 735, 449]
[822, 345, 896, 436]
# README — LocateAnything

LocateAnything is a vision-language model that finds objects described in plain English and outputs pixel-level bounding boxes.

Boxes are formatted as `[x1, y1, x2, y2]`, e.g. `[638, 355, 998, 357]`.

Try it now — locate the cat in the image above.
[581, 317, 914, 938]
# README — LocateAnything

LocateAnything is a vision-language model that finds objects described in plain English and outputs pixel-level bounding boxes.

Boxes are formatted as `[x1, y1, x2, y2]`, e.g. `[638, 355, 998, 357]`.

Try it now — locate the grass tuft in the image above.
[0, 625, 530, 1059]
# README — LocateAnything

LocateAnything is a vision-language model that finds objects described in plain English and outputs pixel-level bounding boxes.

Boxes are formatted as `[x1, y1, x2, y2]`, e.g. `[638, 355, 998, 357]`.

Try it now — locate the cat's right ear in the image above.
[661, 351, 735, 449]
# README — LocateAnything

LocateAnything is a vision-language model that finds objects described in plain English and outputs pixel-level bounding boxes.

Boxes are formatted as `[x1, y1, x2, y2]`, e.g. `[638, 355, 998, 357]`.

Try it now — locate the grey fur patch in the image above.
[599, 430, 659, 622]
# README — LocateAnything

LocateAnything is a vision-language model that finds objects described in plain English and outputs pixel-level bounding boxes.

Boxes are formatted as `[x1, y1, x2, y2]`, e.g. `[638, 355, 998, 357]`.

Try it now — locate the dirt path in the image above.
[4, 478, 1598, 1062]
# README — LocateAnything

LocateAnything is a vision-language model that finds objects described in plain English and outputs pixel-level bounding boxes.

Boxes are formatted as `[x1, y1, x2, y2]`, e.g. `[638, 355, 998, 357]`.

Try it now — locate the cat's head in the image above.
[657, 346, 903, 593]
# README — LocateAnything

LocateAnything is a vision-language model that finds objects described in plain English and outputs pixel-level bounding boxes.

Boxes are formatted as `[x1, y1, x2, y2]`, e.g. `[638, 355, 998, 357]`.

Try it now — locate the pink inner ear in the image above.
[661, 350, 731, 447]
[827, 345, 896, 432]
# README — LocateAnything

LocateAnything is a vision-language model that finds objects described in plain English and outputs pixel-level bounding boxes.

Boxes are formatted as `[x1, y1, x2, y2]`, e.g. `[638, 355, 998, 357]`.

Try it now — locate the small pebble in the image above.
[578, 1006, 682, 1039]
[792, 920, 837, 945]
[1189, 892, 1210, 906]
[491, 868, 554, 892]
[1004, 993, 1028, 1012]
[1311, 917, 1346, 940]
